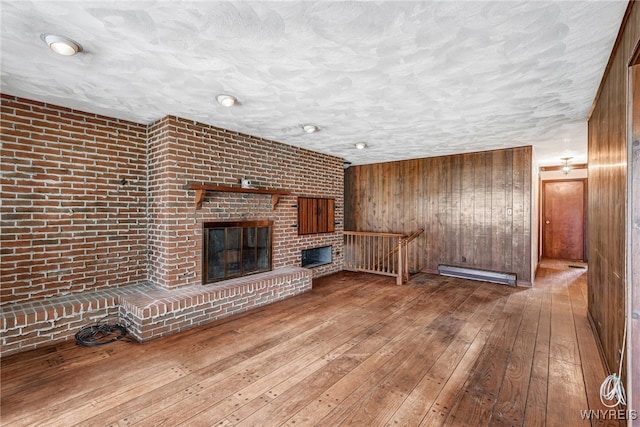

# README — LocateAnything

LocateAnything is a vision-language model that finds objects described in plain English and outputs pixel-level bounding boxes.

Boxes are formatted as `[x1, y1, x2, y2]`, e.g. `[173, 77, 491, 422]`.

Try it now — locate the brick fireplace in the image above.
[146, 115, 344, 289]
[0, 95, 345, 355]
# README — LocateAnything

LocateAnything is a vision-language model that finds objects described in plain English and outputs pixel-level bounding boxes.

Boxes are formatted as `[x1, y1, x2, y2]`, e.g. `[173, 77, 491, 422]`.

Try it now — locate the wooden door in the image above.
[542, 180, 586, 261]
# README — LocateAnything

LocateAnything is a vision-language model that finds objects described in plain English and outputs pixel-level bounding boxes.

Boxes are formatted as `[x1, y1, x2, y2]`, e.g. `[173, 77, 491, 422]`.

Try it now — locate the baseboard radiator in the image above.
[437, 265, 517, 286]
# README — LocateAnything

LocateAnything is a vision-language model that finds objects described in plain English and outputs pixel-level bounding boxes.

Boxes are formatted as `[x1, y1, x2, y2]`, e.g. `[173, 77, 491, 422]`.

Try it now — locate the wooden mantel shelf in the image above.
[185, 183, 291, 209]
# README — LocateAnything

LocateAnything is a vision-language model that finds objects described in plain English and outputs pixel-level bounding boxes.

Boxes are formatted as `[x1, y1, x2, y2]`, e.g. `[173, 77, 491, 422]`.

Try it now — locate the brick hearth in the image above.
[1, 267, 310, 356]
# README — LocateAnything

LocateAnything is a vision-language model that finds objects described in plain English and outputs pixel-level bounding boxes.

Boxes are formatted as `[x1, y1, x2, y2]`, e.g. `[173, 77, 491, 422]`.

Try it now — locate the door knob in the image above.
[545, 220, 550, 224]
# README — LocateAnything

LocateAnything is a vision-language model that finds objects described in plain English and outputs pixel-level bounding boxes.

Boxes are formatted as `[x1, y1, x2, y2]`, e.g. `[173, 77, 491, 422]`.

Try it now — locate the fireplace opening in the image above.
[203, 220, 272, 284]
[301, 246, 332, 268]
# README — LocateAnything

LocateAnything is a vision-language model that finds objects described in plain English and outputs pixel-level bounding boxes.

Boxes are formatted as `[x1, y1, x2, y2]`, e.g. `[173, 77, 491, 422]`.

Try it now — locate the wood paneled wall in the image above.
[587, 1, 639, 390]
[345, 146, 533, 285]
[630, 58, 640, 416]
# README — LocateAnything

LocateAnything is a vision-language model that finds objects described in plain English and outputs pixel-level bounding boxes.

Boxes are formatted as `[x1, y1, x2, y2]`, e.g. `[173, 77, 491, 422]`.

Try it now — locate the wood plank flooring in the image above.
[1, 260, 623, 426]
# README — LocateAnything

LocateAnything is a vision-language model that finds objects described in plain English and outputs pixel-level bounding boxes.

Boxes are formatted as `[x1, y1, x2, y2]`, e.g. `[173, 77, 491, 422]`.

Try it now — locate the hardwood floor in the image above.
[1, 261, 623, 426]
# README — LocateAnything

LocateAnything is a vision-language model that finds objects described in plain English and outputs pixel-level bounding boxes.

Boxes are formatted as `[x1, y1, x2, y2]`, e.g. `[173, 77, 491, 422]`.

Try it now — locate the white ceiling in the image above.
[0, 1, 628, 166]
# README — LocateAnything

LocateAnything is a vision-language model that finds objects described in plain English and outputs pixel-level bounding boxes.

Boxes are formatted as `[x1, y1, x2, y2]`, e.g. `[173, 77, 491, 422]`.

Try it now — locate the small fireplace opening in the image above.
[301, 246, 332, 268]
[203, 220, 272, 284]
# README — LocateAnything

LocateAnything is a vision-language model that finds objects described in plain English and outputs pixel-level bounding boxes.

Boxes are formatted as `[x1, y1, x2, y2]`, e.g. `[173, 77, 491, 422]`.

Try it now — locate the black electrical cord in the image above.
[75, 315, 130, 347]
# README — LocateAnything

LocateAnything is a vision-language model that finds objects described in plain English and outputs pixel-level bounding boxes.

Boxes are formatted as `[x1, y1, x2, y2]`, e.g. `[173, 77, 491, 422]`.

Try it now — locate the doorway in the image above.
[542, 179, 587, 261]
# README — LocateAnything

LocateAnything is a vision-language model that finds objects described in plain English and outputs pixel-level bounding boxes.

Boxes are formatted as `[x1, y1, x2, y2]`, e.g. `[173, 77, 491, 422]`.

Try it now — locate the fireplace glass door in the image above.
[203, 220, 272, 284]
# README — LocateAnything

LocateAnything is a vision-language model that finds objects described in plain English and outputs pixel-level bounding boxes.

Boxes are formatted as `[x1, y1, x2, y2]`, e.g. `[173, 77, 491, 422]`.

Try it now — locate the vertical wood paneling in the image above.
[426, 158, 439, 269]
[344, 167, 355, 229]
[505, 149, 515, 273]
[344, 146, 533, 284]
[523, 150, 533, 277]
[403, 159, 420, 271]
[491, 149, 508, 272]
[452, 155, 463, 265]
[461, 154, 475, 267]
[384, 162, 394, 232]
[630, 56, 640, 419]
[587, 0, 638, 393]
[477, 153, 492, 268]
[439, 156, 451, 267]
[512, 148, 528, 273]
[368, 164, 377, 231]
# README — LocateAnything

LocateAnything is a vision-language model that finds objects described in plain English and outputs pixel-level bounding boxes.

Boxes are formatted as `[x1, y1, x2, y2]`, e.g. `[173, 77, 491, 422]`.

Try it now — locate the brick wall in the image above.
[147, 116, 344, 289]
[1, 95, 344, 305]
[1, 95, 148, 305]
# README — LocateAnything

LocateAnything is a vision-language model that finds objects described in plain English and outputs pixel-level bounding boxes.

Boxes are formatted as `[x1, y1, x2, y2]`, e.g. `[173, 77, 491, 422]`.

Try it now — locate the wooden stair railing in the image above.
[371, 228, 424, 277]
[397, 228, 425, 284]
[343, 228, 424, 285]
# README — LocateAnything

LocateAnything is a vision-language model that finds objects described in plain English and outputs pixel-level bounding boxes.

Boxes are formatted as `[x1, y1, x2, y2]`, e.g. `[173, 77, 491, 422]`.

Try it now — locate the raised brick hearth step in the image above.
[0, 267, 311, 357]
[120, 267, 311, 341]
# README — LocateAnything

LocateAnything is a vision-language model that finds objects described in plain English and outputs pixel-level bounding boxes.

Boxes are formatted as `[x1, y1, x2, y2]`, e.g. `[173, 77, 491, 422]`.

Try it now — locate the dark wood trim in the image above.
[588, 0, 636, 120]
[538, 174, 543, 263]
[185, 183, 291, 209]
[583, 180, 589, 263]
[629, 37, 640, 66]
[588, 310, 613, 374]
[516, 279, 532, 287]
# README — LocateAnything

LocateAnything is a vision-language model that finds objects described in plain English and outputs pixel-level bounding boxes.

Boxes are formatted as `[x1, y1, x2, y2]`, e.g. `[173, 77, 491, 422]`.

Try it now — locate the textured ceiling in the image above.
[0, 1, 628, 166]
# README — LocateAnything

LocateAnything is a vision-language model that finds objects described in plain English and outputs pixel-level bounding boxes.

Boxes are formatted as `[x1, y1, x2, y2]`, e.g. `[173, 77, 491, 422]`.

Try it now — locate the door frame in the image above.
[540, 178, 588, 261]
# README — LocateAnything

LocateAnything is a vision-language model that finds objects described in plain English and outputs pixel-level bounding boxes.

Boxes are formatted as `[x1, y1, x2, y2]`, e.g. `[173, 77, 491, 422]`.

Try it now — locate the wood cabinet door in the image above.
[298, 197, 335, 235]
[542, 180, 587, 261]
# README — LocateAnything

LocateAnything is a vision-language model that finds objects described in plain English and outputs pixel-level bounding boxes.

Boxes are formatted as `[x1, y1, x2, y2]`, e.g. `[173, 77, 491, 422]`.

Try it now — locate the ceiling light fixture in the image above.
[40, 34, 82, 56]
[216, 94, 237, 107]
[355, 142, 367, 150]
[302, 125, 318, 133]
[561, 157, 572, 175]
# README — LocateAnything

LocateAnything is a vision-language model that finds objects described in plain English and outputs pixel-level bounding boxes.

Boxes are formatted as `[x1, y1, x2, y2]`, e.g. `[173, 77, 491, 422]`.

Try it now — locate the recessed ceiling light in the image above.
[216, 94, 237, 107]
[40, 34, 82, 56]
[302, 125, 318, 133]
[355, 142, 367, 150]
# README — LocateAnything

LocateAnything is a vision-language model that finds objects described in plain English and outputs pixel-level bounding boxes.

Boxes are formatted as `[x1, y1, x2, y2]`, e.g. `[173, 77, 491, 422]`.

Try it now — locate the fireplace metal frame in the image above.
[301, 245, 333, 268]
[202, 220, 273, 284]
